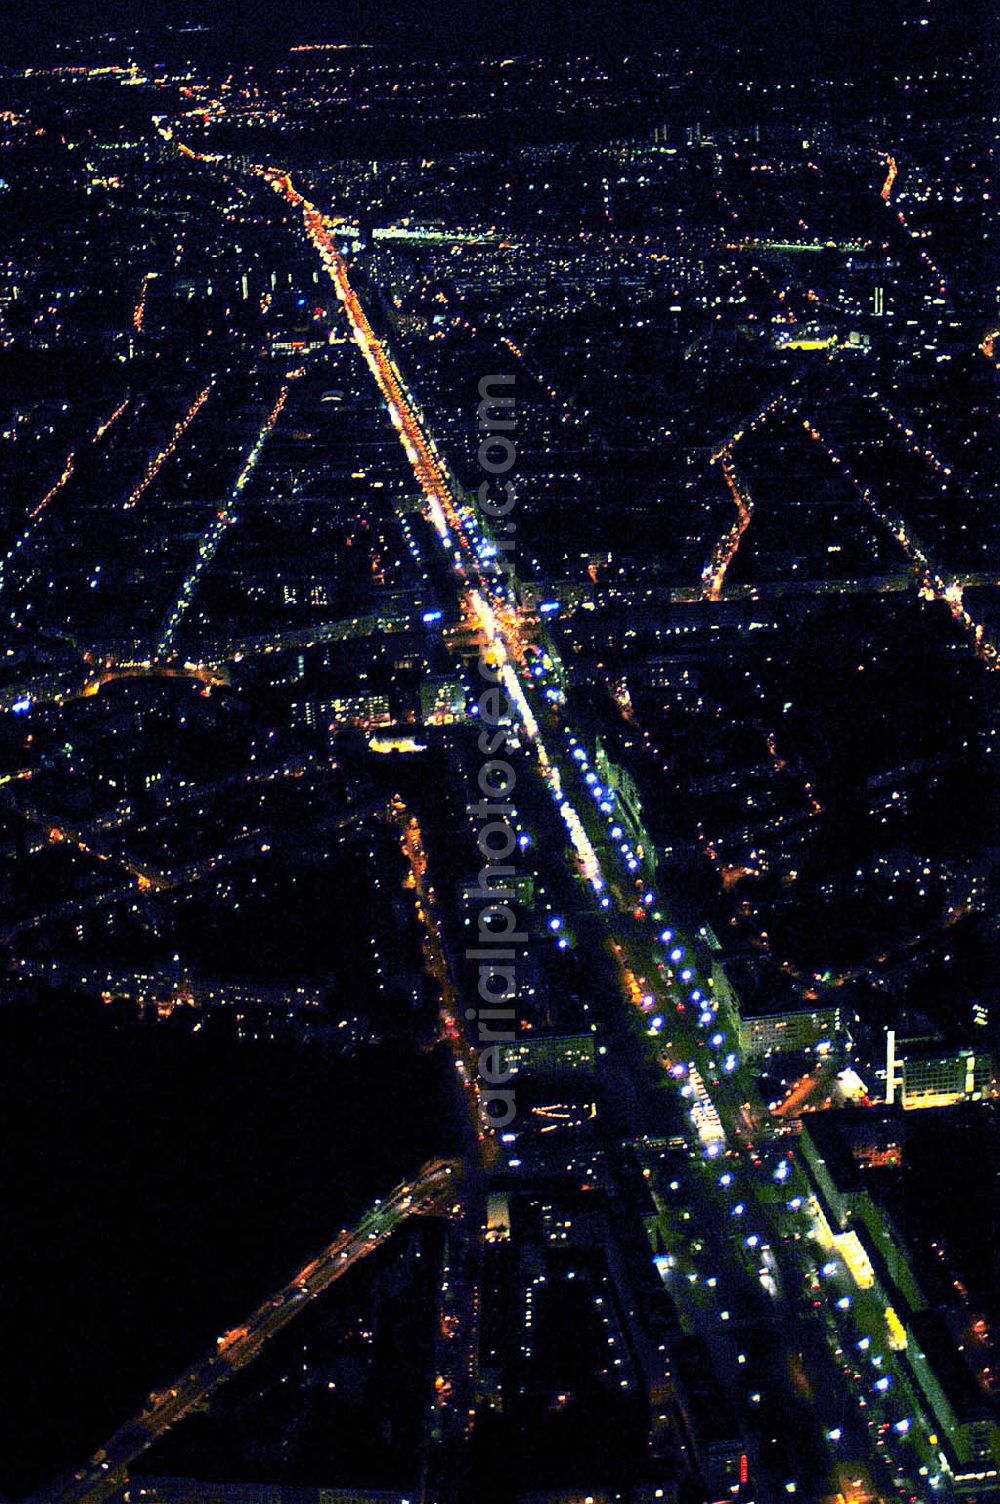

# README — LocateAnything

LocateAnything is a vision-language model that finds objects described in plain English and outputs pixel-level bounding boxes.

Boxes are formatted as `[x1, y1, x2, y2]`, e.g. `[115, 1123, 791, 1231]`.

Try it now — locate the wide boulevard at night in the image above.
[1, 3, 999, 1503]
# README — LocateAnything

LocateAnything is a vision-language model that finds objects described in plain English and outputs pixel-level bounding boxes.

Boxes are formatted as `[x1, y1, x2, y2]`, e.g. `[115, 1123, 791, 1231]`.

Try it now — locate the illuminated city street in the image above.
[1, 5, 999, 1504]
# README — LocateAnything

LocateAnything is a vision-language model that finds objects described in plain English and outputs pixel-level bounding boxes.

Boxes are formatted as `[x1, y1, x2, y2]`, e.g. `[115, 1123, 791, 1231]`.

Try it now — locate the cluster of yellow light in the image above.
[133, 273, 152, 333]
[369, 735, 427, 754]
[499, 661, 539, 742]
[30, 451, 74, 522]
[261, 168, 460, 552]
[885, 1305, 907, 1350]
[92, 398, 130, 446]
[125, 383, 213, 510]
[781, 333, 838, 351]
[702, 450, 754, 600]
[834, 1230, 875, 1290]
[396, 805, 498, 1163]
[253, 158, 611, 906]
[558, 797, 604, 890]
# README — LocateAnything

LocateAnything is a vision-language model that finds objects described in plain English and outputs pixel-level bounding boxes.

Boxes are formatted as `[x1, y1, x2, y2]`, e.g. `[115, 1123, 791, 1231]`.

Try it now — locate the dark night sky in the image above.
[1, 0, 990, 64]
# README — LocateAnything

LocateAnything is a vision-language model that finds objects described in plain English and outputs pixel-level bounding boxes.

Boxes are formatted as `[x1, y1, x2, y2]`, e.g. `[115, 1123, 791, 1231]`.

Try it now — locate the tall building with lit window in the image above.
[885, 1030, 995, 1109]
